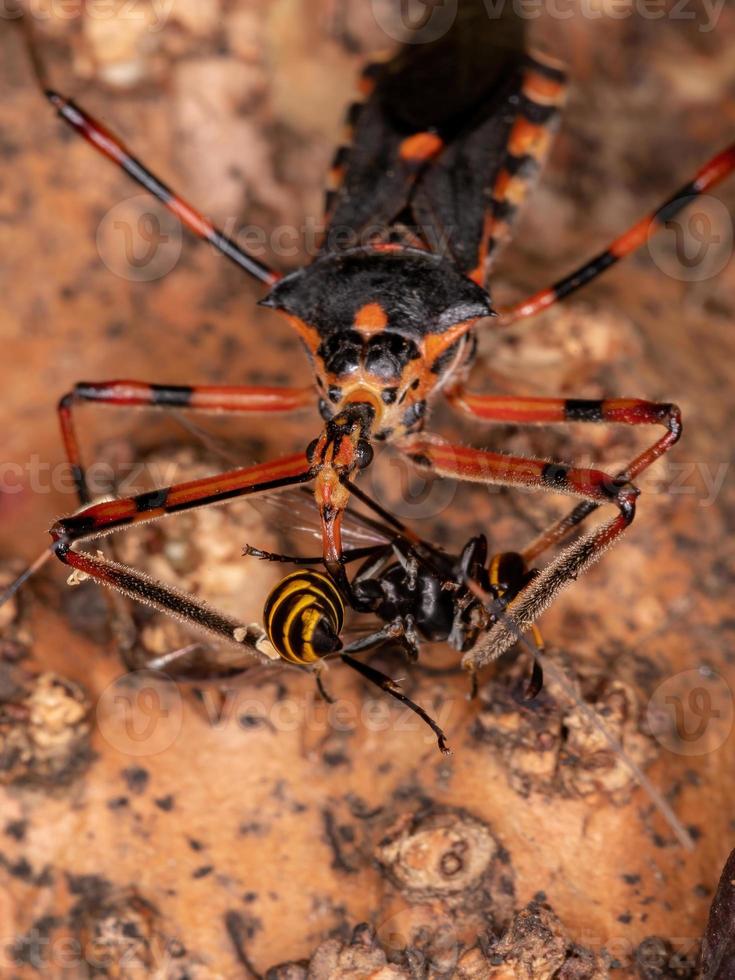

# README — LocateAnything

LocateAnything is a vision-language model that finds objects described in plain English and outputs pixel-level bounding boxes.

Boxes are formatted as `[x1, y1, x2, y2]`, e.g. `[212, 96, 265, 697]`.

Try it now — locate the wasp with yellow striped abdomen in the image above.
[245, 507, 550, 754]
[3, 1, 735, 688]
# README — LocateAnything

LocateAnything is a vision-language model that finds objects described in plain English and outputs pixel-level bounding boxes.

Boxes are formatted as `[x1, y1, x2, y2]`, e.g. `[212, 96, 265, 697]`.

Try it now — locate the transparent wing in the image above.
[171, 410, 392, 550]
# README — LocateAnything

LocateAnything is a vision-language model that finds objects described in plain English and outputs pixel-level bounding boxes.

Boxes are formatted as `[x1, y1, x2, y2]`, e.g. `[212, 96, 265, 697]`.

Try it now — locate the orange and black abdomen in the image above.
[263, 570, 344, 665]
[319, 0, 563, 285]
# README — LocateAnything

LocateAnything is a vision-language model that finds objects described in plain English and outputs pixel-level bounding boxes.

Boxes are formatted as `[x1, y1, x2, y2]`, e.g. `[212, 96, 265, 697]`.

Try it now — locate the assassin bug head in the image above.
[260, 246, 494, 441]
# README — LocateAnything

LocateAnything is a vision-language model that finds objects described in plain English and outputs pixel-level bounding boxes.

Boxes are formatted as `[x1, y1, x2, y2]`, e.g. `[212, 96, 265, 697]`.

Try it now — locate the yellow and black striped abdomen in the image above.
[263, 570, 344, 665]
[488, 552, 528, 600]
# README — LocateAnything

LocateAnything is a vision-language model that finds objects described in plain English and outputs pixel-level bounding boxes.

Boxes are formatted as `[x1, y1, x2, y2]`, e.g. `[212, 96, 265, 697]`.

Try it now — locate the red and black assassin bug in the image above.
[6, 3, 735, 668]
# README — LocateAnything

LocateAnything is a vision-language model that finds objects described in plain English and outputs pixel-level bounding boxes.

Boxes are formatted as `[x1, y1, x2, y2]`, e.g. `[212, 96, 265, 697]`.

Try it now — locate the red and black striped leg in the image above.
[444, 393, 680, 563]
[398, 433, 640, 520]
[445, 390, 681, 502]
[58, 380, 313, 504]
[19, 12, 277, 285]
[397, 433, 639, 666]
[48, 454, 313, 648]
[522, 402, 682, 564]
[56, 549, 271, 660]
[499, 142, 735, 323]
[42, 99, 277, 284]
[51, 454, 313, 554]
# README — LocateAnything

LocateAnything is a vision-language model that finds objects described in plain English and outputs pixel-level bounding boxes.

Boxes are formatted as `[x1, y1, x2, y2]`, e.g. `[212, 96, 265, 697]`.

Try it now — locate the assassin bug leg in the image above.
[450, 394, 681, 684]
[50, 454, 313, 547]
[340, 653, 450, 755]
[501, 142, 735, 323]
[509, 401, 682, 564]
[396, 436, 639, 668]
[464, 500, 636, 671]
[398, 436, 640, 519]
[58, 381, 313, 504]
[45, 91, 280, 285]
[442, 392, 681, 543]
[53, 547, 270, 659]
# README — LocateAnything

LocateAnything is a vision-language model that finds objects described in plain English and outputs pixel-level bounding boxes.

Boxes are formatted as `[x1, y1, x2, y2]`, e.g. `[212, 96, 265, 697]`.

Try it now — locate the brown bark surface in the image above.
[0, 2, 734, 977]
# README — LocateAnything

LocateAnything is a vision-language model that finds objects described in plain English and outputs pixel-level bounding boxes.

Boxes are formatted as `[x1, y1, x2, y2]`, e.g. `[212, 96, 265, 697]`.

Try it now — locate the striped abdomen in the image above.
[263, 570, 344, 665]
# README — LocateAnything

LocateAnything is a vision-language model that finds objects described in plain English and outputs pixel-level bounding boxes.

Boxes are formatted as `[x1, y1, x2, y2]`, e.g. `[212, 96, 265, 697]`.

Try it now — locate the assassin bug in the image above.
[4, 2, 735, 673]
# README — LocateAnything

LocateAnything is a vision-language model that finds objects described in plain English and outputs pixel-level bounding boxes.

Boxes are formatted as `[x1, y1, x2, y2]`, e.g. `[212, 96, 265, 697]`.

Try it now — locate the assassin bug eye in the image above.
[355, 440, 374, 470]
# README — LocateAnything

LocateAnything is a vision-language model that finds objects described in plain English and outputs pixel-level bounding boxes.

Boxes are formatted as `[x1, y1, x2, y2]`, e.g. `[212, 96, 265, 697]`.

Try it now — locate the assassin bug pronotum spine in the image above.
[4, 3, 735, 679]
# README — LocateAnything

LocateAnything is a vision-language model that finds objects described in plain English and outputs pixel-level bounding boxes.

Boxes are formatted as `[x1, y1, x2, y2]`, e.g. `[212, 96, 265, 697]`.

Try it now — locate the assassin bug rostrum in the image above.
[4, 4, 735, 692]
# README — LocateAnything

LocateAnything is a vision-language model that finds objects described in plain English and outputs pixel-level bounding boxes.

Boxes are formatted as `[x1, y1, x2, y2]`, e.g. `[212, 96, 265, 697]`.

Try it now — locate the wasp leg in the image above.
[467, 670, 479, 702]
[340, 653, 450, 755]
[340, 619, 405, 656]
[521, 626, 545, 701]
[313, 664, 336, 706]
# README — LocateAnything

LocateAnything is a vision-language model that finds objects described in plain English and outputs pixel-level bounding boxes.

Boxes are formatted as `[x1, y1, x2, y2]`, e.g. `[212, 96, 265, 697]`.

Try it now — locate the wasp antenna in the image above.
[466, 579, 695, 852]
[0, 546, 56, 609]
